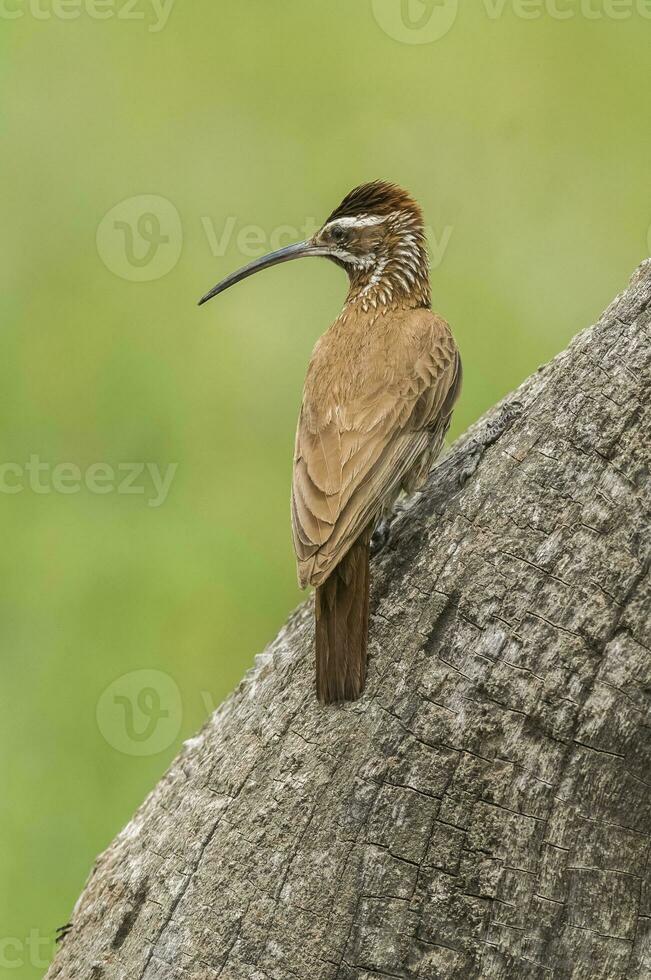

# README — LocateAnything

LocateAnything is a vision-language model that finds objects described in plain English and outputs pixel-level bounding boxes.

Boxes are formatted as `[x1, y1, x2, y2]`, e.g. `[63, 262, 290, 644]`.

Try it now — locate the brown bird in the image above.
[199, 181, 461, 703]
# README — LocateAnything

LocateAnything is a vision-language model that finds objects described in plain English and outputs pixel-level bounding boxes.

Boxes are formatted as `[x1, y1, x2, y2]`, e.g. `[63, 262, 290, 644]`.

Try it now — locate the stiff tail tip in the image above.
[314, 530, 371, 704]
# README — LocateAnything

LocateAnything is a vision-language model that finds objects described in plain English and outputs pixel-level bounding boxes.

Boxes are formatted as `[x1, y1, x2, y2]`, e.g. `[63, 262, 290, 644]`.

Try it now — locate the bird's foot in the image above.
[370, 518, 392, 557]
[55, 922, 73, 944]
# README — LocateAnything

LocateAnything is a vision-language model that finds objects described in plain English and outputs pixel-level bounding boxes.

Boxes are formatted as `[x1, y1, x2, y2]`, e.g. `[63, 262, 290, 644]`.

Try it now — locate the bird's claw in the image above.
[370, 518, 392, 557]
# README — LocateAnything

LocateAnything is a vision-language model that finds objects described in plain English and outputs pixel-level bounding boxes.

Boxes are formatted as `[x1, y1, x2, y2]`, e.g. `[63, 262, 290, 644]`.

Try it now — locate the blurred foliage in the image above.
[1, 1, 649, 975]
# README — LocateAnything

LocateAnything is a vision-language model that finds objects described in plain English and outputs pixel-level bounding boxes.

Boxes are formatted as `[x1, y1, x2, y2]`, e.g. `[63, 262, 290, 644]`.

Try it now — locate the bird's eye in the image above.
[331, 225, 345, 243]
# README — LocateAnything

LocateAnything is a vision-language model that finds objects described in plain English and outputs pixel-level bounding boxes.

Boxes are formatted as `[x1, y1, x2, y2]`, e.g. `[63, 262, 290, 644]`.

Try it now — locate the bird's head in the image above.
[199, 181, 430, 311]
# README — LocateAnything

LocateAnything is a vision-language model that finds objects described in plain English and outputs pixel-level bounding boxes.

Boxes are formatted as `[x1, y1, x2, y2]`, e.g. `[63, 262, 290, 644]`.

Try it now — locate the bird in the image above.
[199, 181, 461, 704]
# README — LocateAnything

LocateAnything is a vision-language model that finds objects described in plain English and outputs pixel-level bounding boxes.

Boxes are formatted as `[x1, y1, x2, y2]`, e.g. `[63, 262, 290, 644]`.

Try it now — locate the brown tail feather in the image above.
[314, 528, 371, 704]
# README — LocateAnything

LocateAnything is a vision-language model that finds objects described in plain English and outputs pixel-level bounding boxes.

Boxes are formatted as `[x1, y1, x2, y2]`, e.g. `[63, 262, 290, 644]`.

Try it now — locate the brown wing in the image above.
[292, 308, 461, 588]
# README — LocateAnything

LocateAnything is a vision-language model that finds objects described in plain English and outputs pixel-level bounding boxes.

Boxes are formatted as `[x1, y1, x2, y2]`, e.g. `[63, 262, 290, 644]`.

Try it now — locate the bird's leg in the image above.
[370, 494, 409, 556]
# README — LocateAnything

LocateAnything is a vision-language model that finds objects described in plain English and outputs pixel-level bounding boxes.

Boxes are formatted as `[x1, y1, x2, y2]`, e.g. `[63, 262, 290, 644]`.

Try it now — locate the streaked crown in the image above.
[325, 180, 424, 224]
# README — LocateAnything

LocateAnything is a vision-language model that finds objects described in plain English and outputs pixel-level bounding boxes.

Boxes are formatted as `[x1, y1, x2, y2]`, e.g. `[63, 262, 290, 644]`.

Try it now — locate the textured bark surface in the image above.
[49, 262, 651, 980]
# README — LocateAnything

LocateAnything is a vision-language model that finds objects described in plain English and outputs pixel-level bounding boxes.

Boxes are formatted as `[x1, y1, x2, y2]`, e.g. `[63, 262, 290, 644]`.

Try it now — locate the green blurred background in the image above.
[1, 0, 649, 974]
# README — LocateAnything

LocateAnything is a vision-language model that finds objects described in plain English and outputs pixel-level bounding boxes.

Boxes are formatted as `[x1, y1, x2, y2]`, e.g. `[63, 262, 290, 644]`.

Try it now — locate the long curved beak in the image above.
[198, 239, 329, 306]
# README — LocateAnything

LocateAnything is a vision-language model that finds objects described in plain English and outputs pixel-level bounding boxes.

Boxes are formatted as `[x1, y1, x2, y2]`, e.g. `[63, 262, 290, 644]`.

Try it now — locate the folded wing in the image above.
[292, 309, 461, 588]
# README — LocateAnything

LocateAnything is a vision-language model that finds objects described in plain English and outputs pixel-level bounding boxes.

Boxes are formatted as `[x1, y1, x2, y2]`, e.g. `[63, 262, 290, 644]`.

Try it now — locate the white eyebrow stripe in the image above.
[325, 214, 388, 230]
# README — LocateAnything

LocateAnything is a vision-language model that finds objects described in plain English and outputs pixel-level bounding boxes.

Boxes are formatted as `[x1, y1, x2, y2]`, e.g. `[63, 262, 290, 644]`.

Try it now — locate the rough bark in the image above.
[49, 262, 651, 980]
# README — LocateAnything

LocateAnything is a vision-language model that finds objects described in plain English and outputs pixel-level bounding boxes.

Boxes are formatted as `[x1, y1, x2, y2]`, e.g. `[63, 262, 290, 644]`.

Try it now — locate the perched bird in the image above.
[199, 181, 461, 703]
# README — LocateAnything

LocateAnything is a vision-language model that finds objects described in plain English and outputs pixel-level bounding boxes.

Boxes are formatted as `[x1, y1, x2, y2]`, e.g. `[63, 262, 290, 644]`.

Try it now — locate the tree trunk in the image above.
[48, 262, 651, 980]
